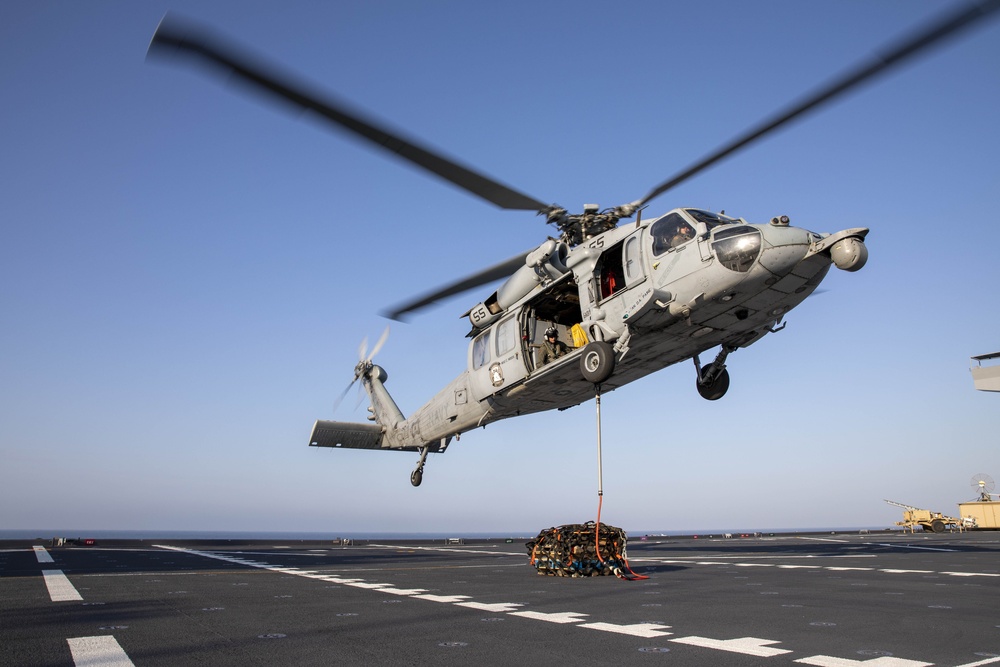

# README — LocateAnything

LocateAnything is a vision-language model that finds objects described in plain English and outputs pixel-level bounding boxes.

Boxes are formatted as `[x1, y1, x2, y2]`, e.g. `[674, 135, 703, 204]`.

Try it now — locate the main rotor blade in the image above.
[383, 251, 530, 321]
[147, 15, 551, 213]
[636, 0, 1000, 208]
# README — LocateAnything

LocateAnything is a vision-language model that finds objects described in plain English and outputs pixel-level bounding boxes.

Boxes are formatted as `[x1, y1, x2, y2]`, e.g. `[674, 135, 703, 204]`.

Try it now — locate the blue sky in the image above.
[2, 1, 998, 535]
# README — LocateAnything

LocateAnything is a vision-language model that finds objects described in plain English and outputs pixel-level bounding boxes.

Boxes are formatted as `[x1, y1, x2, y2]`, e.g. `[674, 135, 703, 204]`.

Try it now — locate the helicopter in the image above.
[148, 2, 999, 487]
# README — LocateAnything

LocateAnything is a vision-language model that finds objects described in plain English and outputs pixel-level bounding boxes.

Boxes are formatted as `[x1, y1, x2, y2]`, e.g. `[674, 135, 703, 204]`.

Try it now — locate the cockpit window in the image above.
[650, 212, 697, 256]
[712, 226, 762, 272]
[686, 208, 738, 231]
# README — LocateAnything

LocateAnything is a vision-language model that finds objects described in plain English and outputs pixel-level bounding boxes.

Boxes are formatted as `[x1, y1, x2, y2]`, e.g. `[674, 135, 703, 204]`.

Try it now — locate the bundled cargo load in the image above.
[526, 522, 646, 579]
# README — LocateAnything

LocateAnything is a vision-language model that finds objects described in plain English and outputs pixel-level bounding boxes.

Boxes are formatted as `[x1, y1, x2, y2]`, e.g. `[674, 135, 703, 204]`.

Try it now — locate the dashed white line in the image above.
[954, 657, 1000, 667]
[795, 537, 851, 543]
[345, 581, 395, 589]
[794, 655, 932, 666]
[670, 636, 792, 657]
[876, 543, 957, 552]
[509, 610, 589, 624]
[578, 621, 673, 638]
[637, 554, 877, 561]
[413, 593, 471, 603]
[825, 567, 875, 572]
[646, 558, 995, 578]
[67, 635, 135, 667]
[155, 544, 979, 667]
[377, 586, 430, 596]
[456, 601, 523, 613]
[42, 570, 83, 602]
[368, 544, 523, 557]
[879, 569, 934, 574]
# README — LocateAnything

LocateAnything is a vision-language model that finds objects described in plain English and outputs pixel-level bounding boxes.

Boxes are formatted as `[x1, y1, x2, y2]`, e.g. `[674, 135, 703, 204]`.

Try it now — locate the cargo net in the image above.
[526, 522, 647, 580]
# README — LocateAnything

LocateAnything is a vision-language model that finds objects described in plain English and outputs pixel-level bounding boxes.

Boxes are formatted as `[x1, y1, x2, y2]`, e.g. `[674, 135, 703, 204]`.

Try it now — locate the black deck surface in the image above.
[2, 531, 999, 666]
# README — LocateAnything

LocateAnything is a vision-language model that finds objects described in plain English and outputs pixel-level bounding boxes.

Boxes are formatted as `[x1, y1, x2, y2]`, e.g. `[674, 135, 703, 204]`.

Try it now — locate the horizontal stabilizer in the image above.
[308, 420, 451, 453]
[309, 420, 385, 449]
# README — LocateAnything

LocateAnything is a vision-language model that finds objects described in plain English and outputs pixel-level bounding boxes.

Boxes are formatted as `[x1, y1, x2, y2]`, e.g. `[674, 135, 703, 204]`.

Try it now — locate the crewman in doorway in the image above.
[540, 326, 568, 365]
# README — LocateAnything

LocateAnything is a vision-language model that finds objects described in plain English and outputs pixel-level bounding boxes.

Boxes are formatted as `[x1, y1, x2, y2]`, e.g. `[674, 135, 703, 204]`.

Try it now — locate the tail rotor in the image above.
[332, 326, 390, 415]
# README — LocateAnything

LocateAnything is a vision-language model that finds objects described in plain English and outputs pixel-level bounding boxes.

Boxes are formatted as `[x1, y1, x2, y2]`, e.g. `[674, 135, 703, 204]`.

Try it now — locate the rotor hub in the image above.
[547, 203, 638, 246]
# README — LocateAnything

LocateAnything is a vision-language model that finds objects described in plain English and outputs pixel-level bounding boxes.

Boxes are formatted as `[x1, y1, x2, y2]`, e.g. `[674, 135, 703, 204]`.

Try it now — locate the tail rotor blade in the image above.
[367, 326, 390, 361]
[332, 378, 357, 415]
[353, 383, 367, 412]
[335, 327, 388, 415]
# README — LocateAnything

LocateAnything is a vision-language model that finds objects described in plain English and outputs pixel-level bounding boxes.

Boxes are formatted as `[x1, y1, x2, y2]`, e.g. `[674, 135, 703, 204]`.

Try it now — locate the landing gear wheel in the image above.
[696, 367, 730, 400]
[580, 341, 615, 384]
[410, 445, 429, 487]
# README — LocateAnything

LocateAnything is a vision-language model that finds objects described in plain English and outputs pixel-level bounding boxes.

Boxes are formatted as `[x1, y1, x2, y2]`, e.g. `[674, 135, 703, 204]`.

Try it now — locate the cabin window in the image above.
[650, 212, 697, 256]
[472, 331, 491, 370]
[624, 236, 641, 284]
[712, 226, 762, 272]
[496, 317, 517, 356]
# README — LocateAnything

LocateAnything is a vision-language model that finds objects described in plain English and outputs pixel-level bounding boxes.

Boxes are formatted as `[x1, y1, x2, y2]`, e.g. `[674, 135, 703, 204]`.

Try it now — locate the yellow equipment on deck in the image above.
[884, 499, 972, 533]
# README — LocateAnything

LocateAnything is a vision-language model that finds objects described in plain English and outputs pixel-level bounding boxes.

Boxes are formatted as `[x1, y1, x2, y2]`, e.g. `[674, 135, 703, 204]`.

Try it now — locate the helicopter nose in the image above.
[757, 226, 812, 277]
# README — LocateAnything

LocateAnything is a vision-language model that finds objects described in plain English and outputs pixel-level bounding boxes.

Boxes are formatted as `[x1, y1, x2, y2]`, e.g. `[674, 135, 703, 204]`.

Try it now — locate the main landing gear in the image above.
[580, 341, 615, 384]
[410, 446, 430, 487]
[694, 347, 733, 401]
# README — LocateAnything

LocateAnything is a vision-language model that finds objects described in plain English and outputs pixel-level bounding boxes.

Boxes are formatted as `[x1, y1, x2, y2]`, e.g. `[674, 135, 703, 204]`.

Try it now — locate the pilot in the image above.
[540, 326, 568, 365]
[670, 222, 695, 248]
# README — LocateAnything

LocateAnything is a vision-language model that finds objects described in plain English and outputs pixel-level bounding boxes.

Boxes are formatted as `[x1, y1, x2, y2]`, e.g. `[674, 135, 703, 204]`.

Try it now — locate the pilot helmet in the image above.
[545, 326, 558, 339]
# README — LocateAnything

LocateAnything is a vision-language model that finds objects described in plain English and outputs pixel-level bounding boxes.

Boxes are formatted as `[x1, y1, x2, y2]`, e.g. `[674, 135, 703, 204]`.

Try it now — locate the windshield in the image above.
[686, 209, 739, 231]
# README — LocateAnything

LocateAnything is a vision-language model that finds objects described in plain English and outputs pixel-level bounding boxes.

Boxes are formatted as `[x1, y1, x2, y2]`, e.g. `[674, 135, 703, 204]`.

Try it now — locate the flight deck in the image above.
[2, 531, 999, 666]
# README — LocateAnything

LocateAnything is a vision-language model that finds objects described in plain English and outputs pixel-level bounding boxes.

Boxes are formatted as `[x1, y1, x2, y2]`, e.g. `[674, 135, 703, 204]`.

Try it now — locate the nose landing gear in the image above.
[694, 347, 733, 401]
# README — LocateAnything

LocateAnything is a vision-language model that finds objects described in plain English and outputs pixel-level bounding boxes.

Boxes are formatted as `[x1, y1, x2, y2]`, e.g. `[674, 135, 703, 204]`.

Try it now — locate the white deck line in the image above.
[42, 570, 83, 602]
[33, 545, 55, 563]
[67, 635, 135, 667]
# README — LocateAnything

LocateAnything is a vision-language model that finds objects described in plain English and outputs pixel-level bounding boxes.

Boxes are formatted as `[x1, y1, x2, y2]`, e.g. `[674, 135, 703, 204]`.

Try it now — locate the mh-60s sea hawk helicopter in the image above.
[148, 3, 999, 486]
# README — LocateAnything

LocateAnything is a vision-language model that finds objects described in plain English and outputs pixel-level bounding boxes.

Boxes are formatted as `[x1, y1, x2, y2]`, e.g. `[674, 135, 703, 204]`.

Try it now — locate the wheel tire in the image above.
[930, 519, 945, 533]
[580, 341, 615, 384]
[696, 367, 730, 400]
[410, 469, 423, 487]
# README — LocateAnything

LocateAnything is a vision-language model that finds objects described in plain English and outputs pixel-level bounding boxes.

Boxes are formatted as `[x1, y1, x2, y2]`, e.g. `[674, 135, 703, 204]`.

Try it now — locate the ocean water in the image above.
[0, 526, 887, 540]
[0, 529, 504, 540]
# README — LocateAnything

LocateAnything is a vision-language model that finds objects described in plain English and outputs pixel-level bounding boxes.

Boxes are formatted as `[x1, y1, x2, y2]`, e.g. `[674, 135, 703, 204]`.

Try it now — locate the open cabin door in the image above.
[467, 273, 583, 402]
[521, 273, 583, 373]
[596, 232, 646, 302]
